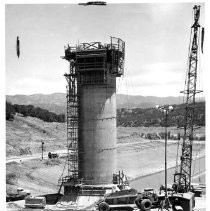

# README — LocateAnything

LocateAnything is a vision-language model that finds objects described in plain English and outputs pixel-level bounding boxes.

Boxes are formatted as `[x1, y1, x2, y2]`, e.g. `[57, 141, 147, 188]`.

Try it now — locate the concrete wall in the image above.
[78, 75, 117, 184]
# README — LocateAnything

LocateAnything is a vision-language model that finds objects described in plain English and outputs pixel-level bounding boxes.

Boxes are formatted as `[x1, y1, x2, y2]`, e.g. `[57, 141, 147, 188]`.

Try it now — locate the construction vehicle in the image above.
[25, 196, 46, 208]
[96, 188, 138, 211]
[96, 171, 137, 210]
[135, 188, 160, 210]
[172, 5, 204, 196]
[48, 152, 59, 159]
[6, 188, 31, 202]
[96, 187, 161, 211]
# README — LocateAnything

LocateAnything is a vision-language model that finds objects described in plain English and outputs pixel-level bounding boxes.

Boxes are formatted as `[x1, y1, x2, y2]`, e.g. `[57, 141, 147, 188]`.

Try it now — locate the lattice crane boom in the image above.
[175, 5, 203, 193]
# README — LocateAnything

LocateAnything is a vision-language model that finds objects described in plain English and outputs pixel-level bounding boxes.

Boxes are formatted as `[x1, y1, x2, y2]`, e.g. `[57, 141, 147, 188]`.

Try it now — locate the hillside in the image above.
[6, 115, 66, 157]
[6, 93, 66, 115]
[117, 94, 183, 109]
[6, 102, 65, 123]
[7, 115, 205, 158]
[7, 93, 204, 114]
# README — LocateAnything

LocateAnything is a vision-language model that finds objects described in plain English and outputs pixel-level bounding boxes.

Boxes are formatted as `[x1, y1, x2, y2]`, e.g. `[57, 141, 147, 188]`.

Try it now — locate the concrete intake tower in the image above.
[62, 37, 125, 190]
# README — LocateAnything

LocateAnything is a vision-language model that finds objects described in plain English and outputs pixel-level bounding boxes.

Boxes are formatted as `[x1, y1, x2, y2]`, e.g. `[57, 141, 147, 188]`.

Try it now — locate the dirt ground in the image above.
[6, 158, 66, 196]
[6, 139, 205, 197]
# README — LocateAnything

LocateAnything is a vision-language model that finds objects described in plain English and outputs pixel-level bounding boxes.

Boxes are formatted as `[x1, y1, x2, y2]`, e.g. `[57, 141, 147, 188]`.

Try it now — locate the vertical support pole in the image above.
[164, 111, 171, 210]
[41, 141, 44, 160]
[155, 105, 173, 209]
[165, 112, 168, 199]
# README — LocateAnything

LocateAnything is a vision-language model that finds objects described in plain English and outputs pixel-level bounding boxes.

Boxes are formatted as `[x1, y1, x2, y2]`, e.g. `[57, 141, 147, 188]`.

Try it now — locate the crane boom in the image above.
[175, 5, 203, 193]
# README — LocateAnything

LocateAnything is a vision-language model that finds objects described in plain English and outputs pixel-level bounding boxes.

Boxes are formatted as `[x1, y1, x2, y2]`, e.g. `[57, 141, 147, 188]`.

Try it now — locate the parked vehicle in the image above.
[48, 152, 59, 159]
[6, 188, 31, 202]
[25, 196, 46, 208]
[97, 188, 138, 211]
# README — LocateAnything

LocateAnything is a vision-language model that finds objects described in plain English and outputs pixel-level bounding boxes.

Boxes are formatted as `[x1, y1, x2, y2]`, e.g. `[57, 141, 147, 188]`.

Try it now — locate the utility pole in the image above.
[156, 105, 174, 210]
[41, 141, 44, 160]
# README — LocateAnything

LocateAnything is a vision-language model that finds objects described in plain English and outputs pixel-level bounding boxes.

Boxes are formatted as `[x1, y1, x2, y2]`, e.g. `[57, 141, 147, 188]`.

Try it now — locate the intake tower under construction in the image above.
[61, 37, 125, 194]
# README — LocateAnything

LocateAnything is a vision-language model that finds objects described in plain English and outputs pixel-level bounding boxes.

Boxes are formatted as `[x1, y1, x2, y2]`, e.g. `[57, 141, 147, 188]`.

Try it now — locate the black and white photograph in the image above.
[3, 0, 207, 210]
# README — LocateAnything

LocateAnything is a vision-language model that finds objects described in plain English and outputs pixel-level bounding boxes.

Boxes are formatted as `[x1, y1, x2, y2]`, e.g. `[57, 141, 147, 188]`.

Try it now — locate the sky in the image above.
[5, 2, 205, 97]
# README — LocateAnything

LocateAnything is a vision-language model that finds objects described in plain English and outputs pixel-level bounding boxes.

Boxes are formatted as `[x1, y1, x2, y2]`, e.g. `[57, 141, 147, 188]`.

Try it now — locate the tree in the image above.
[6, 102, 15, 120]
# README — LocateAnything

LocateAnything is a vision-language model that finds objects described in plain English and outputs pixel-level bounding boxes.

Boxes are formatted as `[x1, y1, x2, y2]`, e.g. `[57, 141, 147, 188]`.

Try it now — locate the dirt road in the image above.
[6, 149, 67, 164]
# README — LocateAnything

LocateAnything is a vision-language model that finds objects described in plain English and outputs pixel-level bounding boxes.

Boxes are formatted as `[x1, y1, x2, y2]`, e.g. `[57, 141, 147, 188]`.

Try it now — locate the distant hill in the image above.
[6, 93, 205, 114]
[117, 94, 185, 109]
[6, 93, 66, 115]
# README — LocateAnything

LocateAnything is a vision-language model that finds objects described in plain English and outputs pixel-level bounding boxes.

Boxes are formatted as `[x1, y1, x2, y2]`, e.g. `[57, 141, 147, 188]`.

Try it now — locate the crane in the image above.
[173, 5, 204, 193]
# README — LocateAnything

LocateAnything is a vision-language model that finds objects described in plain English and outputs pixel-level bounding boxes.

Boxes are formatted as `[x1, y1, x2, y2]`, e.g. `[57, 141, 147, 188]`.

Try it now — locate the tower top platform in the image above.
[62, 37, 125, 77]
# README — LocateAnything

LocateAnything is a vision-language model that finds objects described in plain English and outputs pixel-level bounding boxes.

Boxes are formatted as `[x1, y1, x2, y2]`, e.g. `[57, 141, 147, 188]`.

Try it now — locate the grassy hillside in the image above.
[6, 115, 66, 157]
[6, 115, 205, 157]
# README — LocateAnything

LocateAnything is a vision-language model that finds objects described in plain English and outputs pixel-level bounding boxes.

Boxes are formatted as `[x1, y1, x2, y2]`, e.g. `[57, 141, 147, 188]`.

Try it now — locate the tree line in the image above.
[117, 101, 205, 127]
[6, 101, 205, 127]
[6, 102, 65, 123]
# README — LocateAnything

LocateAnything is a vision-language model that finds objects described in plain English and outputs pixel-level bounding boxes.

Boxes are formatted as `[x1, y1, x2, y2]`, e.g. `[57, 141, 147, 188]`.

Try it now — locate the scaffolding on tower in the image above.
[64, 56, 79, 179]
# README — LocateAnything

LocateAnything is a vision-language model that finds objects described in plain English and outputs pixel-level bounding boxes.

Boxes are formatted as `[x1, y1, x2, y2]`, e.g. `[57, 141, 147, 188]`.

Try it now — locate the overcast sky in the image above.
[5, 3, 205, 97]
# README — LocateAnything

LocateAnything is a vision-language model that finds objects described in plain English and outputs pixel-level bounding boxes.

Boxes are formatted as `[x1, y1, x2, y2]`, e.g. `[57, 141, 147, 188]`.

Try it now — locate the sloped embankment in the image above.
[6, 115, 66, 157]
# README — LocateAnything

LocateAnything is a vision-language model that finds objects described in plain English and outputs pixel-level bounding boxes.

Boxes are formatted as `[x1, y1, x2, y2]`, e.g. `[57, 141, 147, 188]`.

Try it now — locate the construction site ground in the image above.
[6, 116, 206, 210]
[6, 195, 206, 211]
